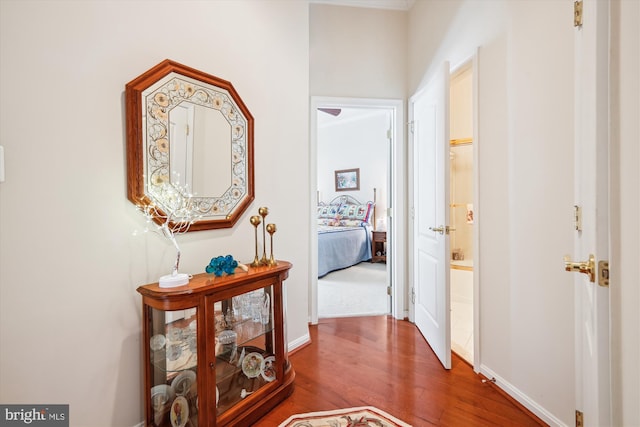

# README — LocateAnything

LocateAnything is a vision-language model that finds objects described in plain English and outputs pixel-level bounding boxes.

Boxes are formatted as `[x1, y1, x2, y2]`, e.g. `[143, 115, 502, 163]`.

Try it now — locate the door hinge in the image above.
[408, 121, 415, 133]
[598, 260, 609, 287]
[411, 287, 416, 304]
[576, 409, 584, 427]
[387, 286, 392, 296]
[574, 0, 583, 27]
[574, 205, 582, 231]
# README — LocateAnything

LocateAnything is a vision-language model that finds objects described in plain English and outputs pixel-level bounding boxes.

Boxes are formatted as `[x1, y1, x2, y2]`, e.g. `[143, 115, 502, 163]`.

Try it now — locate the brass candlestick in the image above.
[249, 215, 262, 267]
[266, 223, 277, 266]
[258, 207, 269, 265]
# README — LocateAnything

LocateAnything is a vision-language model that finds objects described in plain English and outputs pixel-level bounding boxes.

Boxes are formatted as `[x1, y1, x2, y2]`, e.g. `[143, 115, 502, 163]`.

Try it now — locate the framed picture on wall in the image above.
[335, 168, 360, 192]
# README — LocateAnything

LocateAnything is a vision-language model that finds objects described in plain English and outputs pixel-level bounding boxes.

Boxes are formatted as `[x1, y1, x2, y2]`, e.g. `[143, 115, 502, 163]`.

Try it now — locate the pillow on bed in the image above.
[317, 204, 341, 219]
[317, 218, 336, 226]
[337, 202, 373, 222]
[318, 217, 360, 227]
[335, 219, 365, 227]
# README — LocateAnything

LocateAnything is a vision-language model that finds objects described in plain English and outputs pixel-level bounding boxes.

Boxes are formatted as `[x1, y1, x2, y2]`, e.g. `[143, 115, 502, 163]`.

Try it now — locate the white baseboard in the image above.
[479, 364, 568, 427]
[287, 332, 311, 353]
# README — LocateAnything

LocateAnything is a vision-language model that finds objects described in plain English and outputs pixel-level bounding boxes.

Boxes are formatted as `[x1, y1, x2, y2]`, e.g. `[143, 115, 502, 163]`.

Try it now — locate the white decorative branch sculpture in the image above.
[138, 182, 202, 288]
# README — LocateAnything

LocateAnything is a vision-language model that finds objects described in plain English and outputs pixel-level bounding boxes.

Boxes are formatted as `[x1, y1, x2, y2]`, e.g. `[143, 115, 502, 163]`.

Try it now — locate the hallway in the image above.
[258, 316, 544, 426]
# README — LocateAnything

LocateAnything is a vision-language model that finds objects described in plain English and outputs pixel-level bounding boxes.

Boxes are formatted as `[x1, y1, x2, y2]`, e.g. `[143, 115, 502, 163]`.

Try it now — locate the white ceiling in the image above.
[308, 0, 415, 11]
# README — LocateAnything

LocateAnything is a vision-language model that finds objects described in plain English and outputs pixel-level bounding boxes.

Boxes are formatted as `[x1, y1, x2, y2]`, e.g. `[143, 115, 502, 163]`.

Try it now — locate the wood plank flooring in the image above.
[257, 316, 546, 426]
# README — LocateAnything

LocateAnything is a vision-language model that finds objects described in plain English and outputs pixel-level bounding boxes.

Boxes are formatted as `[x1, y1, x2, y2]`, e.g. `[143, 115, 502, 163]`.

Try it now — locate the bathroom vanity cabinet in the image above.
[136, 261, 294, 427]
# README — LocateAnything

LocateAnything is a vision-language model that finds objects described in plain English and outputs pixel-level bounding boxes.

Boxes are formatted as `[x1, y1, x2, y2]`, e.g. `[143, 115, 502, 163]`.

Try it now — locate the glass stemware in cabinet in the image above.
[214, 287, 276, 416]
[148, 307, 199, 427]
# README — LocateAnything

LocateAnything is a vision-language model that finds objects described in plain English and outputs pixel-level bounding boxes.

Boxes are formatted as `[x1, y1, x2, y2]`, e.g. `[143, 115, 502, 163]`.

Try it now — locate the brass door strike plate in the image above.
[598, 260, 609, 287]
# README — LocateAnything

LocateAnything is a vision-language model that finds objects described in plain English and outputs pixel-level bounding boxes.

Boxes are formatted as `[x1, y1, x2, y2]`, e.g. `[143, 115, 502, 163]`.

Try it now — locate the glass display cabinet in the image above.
[137, 261, 293, 427]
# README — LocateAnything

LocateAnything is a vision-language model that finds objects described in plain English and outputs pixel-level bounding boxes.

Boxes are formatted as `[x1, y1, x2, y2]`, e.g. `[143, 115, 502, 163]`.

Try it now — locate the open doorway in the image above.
[316, 106, 390, 318]
[309, 97, 405, 324]
[449, 62, 475, 364]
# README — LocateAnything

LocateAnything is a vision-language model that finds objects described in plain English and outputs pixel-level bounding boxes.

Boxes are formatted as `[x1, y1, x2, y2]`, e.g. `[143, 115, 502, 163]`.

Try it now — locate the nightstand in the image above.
[371, 230, 387, 263]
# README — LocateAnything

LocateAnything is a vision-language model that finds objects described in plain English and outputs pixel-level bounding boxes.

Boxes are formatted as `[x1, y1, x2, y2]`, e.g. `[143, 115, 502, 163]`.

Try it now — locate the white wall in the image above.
[450, 66, 473, 141]
[317, 109, 389, 217]
[0, 1, 310, 426]
[610, 0, 640, 425]
[310, 4, 407, 98]
[409, 0, 575, 424]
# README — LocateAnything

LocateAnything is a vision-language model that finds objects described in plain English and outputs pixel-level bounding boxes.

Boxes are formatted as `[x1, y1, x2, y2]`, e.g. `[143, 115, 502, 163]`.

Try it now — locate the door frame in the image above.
[573, 0, 612, 423]
[408, 53, 480, 370]
[309, 96, 406, 324]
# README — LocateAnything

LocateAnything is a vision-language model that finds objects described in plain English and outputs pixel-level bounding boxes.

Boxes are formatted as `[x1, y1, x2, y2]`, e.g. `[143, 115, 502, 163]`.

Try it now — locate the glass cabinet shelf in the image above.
[150, 311, 198, 374]
[146, 308, 199, 427]
[212, 286, 277, 416]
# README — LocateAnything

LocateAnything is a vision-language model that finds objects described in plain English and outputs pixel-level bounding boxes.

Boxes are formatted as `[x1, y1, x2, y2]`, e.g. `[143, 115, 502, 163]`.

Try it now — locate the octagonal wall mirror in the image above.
[126, 59, 254, 231]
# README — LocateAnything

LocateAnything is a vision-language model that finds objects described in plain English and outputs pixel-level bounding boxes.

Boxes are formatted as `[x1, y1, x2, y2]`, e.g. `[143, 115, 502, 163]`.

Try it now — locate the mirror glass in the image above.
[169, 102, 231, 197]
[126, 60, 254, 231]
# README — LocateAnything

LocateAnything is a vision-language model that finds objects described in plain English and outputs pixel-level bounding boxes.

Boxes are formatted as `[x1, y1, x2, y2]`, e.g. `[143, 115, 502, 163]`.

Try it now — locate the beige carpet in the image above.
[318, 262, 388, 318]
[278, 406, 412, 427]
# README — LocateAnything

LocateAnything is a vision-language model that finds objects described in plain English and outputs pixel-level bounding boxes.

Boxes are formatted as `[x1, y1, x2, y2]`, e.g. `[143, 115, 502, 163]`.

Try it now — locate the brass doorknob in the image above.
[429, 225, 455, 235]
[429, 226, 445, 234]
[563, 254, 595, 282]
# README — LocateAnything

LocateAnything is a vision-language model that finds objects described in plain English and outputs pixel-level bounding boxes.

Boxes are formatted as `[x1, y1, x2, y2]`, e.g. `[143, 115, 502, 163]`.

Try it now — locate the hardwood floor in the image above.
[257, 316, 546, 426]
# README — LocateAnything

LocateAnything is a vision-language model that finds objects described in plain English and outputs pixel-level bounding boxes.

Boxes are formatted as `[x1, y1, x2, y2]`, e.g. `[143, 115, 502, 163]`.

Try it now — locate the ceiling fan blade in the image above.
[318, 108, 341, 116]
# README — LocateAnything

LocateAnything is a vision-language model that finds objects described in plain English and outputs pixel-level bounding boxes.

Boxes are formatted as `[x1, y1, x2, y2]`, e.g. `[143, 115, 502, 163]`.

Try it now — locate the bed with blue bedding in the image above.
[318, 224, 372, 277]
[317, 195, 374, 278]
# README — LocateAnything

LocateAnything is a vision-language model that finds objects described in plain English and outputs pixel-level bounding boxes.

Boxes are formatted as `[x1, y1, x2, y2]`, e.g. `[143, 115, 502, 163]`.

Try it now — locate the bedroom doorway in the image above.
[309, 97, 405, 324]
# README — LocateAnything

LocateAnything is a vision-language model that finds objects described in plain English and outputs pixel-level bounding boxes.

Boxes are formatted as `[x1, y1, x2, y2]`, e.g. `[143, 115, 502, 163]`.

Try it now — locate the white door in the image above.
[411, 62, 451, 369]
[169, 104, 194, 190]
[570, 1, 611, 425]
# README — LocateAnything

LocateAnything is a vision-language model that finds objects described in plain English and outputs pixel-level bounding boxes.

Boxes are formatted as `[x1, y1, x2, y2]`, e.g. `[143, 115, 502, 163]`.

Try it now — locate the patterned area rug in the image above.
[278, 406, 412, 427]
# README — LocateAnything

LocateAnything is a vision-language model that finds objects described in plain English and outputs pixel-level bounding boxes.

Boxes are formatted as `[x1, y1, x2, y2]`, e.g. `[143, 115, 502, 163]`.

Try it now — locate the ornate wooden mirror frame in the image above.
[126, 59, 254, 231]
